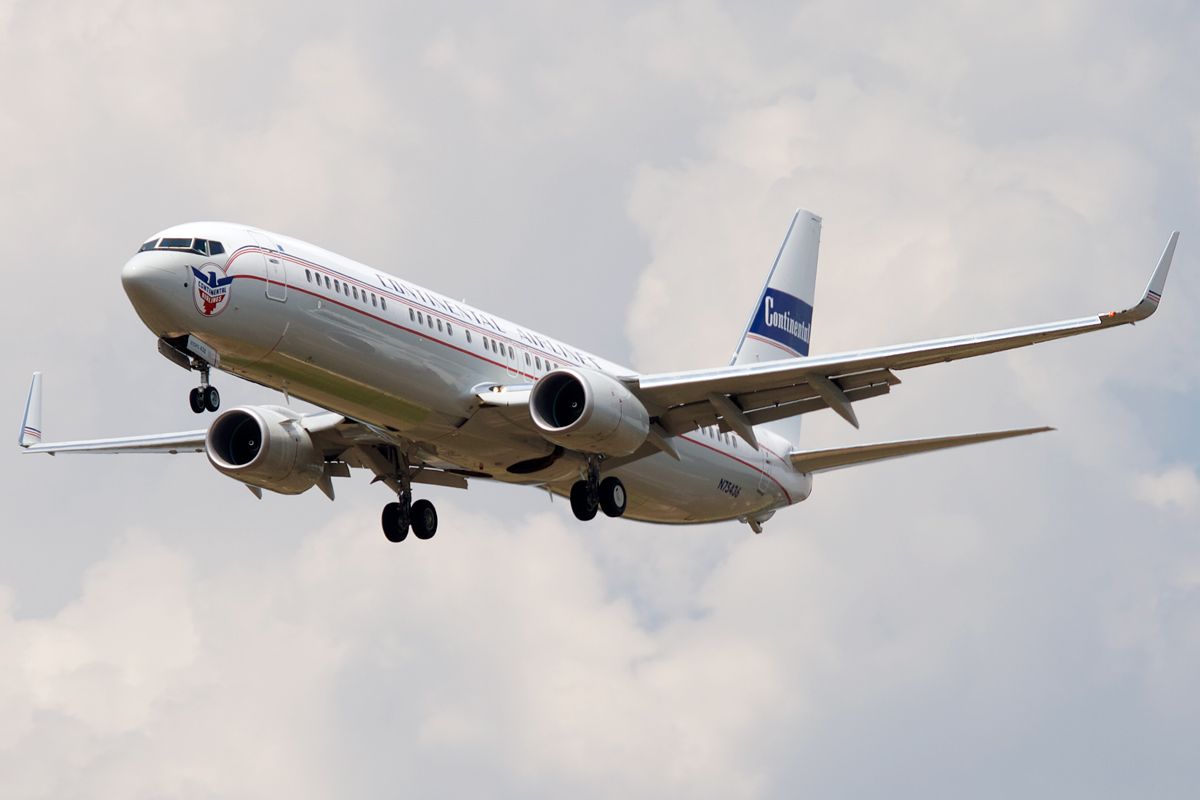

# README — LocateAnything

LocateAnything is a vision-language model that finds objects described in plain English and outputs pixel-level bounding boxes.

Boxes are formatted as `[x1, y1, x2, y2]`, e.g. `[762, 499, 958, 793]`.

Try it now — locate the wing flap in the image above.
[789, 426, 1053, 473]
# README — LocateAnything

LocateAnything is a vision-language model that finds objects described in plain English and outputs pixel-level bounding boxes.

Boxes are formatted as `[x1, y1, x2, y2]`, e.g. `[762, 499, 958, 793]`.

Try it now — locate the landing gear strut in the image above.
[570, 458, 626, 521]
[188, 364, 220, 414]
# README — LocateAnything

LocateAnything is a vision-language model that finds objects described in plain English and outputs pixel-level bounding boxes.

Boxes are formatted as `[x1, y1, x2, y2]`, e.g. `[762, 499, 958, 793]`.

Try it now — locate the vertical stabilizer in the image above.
[19, 372, 43, 447]
[730, 209, 822, 444]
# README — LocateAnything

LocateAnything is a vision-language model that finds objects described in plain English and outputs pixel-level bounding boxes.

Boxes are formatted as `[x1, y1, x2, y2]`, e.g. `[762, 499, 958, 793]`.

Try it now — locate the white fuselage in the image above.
[121, 222, 812, 524]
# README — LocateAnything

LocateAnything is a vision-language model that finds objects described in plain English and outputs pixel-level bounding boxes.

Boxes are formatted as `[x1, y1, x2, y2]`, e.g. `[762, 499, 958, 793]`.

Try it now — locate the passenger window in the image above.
[352, 286, 359, 300]
[437, 319, 443, 332]
[417, 311, 424, 324]
[466, 330, 472, 343]
[381, 298, 387, 310]
[334, 280, 341, 293]
[535, 356, 542, 370]
[305, 269, 311, 282]
[372, 294, 378, 307]
[409, 308, 415, 321]
[447, 323, 453, 336]
[427, 315, 434, 329]
[508, 346, 514, 358]
[525, 352, 531, 366]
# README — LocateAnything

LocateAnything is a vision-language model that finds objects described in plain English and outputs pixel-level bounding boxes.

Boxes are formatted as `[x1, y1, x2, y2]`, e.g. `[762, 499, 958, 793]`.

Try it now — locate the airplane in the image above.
[16, 210, 1179, 542]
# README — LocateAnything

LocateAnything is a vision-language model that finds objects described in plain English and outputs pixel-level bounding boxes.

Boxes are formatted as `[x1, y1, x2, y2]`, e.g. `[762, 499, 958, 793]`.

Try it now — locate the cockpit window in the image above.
[138, 237, 226, 257]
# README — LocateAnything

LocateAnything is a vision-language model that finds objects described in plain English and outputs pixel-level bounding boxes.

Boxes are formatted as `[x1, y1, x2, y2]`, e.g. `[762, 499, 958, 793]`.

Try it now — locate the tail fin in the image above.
[731, 208, 822, 444]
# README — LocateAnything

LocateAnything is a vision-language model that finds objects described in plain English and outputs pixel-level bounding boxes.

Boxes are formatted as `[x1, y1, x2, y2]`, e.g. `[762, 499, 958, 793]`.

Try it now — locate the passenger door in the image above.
[506, 343, 521, 378]
[249, 231, 287, 302]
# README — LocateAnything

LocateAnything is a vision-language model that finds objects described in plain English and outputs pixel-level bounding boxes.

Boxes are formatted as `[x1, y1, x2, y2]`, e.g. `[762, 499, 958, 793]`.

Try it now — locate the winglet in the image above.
[1112, 231, 1179, 323]
[18, 372, 43, 448]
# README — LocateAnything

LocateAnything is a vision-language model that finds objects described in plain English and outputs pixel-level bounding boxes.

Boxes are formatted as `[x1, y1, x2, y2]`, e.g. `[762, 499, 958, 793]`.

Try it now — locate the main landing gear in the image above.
[187, 364, 220, 414]
[569, 459, 627, 522]
[381, 489, 439, 543]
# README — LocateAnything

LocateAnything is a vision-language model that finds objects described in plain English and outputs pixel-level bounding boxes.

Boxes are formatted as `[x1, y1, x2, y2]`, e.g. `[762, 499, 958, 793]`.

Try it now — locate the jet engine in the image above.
[529, 368, 650, 456]
[206, 405, 325, 495]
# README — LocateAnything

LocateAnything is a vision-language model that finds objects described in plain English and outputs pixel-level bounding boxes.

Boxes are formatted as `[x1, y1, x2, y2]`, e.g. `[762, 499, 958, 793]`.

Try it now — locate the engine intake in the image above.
[206, 405, 325, 495]
[529, 368, 650, 456]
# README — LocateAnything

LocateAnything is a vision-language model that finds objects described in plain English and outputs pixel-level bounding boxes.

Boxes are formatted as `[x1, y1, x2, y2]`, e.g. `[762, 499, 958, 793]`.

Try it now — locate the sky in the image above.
[2, 0, 1200, 797]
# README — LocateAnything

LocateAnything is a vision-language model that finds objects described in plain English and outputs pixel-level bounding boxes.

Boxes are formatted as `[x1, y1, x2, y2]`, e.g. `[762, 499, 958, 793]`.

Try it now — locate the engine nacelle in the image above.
[206, 405, 325, 495]
[529, 368, 650, 456]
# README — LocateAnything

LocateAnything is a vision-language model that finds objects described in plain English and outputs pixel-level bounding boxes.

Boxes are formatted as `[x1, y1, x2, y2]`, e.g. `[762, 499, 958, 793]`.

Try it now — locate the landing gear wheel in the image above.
[382, 501, 409, 543]
[202, 385, 221, 412]
[411, 499, 438, 540]
[598, 476, 627, 518]
[570, 480, 599, 521]
[188, 387, 205, 414]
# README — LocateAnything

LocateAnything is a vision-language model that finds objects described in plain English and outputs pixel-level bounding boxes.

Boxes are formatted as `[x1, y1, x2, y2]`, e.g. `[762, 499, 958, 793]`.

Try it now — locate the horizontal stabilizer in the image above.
[788, 426, 1053, 473]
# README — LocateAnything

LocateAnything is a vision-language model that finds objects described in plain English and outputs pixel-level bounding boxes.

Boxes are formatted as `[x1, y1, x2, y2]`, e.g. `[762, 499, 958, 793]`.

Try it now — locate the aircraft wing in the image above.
[634, 232, 1178, 441]
[20, 431, 209, 455]
[16, 376, 472, 496]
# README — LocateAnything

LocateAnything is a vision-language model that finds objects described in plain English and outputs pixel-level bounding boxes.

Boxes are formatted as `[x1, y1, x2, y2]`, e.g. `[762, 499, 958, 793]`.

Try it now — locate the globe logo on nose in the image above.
[191, 264, 233, 317]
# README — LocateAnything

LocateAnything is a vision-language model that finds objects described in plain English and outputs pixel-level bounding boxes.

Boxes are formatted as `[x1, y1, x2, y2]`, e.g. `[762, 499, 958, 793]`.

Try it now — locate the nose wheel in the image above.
[188, 366, 220, 413]
[188, 385, 220, 413]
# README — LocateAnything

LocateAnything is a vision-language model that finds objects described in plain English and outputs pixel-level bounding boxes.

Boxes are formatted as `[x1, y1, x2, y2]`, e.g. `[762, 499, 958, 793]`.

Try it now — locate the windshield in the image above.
[136, 237, 225, 257]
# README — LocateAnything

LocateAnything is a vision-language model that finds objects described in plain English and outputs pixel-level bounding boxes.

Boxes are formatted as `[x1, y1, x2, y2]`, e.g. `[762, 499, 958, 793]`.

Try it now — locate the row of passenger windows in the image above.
[303, 265, 568, 375]
[304, 268, 387, 311]
[479, 334, 561, 372]
[699, 425, 739, 448]
[138, 237, 225, 257]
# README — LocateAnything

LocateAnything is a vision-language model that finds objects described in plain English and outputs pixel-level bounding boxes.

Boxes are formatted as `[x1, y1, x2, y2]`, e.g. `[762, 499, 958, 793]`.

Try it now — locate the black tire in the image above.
[203, 385, 221, 412]
[382, 501, 409, 542]
[188, 387, 205, 414]
[599, 476, 627, 518]
[570, 480, 598, 521]
[411, 499, 438, 540]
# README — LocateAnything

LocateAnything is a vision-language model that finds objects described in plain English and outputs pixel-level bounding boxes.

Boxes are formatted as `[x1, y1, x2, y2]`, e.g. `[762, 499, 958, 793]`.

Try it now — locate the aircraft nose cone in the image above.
[122, 256, 172, 300]
[122, 255, 183, 334]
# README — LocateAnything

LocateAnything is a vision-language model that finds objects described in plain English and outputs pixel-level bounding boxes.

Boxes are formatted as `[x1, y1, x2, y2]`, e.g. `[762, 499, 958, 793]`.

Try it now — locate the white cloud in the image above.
[0, 512, 786, 798]
[1134, 465, 1200, 513]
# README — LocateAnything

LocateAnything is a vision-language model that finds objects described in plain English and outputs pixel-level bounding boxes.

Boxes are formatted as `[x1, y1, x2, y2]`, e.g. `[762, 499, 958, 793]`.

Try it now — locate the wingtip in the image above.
[18, 372, 43, 448]
[1145, 230, 1178, 300]
[1105, 232, 1179, 323]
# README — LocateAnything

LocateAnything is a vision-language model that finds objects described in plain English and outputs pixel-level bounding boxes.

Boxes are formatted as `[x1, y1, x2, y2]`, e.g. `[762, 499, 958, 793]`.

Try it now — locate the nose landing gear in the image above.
[187, 365, 220, 414]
